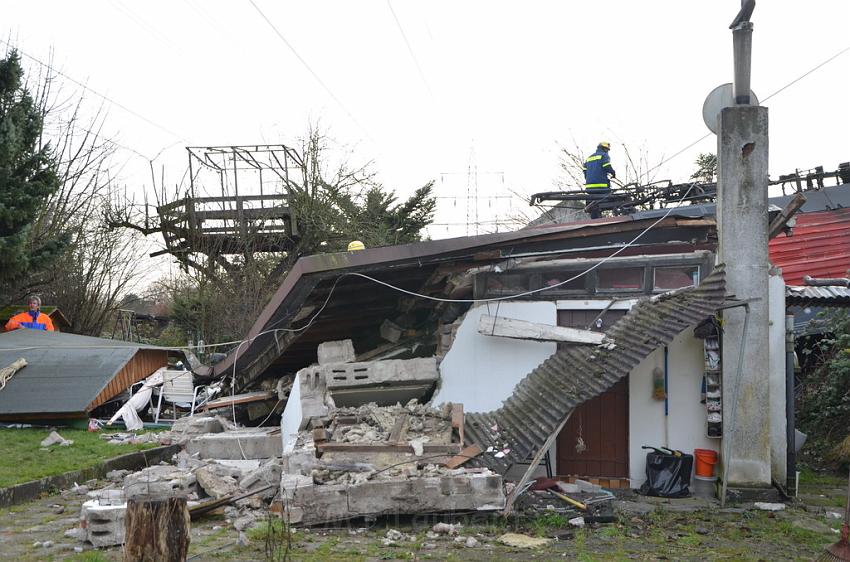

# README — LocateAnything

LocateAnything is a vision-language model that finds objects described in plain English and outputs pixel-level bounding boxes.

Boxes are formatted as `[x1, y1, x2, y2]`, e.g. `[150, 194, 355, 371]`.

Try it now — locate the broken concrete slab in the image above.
[123, 465, 197, 500]
[284, 472, 505, 525]
[498, 532, 551, 548]
[211, 459, 262, 474]
[282, 449, 317, 476]
[240, 460, 282, 499]
[195, 465, 240, 499]
[170, 415, 224, 435]
[185, 431, 283, 460]
[317, 340, 356, 365]
[41, 431, 73, 447]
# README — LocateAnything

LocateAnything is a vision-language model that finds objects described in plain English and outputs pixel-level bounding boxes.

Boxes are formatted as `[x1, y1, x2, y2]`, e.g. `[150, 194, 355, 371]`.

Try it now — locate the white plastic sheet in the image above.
[107, 367, 166, 430]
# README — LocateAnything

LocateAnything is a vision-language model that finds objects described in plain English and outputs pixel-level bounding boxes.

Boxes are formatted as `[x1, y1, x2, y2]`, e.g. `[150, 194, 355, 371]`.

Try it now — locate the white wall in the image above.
[769, 270, 788, 486]
[280, 373, 302, 454]
[433, 301, 557, 412]
[628, 329, 719, 487]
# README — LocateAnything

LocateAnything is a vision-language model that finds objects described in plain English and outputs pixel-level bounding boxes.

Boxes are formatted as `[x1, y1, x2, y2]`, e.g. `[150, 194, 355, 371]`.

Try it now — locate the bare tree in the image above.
[5, 50, 147, 334]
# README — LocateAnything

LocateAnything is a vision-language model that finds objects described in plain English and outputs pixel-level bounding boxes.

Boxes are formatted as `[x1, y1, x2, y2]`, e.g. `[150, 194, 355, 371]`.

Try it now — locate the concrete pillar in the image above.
[716, 105, 771, 489]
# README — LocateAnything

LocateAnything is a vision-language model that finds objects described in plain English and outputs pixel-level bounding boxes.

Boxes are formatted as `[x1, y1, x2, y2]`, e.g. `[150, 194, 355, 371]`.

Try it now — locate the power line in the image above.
[0, 38, 189, 142]
[640, 43, 850, 182]
[246, 0, 370, 139]
[386, 0, 434, 99]
[761, 44, 850, 103]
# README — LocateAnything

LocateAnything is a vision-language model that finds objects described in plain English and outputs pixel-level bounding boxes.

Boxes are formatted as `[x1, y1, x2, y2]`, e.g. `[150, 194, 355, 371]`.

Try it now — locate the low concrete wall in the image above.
[0, 444, 180, 508]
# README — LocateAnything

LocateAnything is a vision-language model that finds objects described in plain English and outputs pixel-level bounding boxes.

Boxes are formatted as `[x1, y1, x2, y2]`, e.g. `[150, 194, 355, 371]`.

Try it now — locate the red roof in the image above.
[769, 208, 850, 285]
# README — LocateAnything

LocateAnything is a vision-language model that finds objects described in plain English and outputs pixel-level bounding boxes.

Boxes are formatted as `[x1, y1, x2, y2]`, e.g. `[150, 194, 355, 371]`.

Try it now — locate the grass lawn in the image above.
[0, 428, 158, 488]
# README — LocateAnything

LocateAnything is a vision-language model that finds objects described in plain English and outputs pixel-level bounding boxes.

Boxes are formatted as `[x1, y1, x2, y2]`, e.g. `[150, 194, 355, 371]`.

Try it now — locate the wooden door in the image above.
[556, 309, 629, 478]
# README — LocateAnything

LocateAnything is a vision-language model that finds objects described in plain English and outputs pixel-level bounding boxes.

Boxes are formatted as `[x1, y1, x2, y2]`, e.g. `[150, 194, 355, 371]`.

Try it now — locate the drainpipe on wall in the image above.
[664, 346, 670, 449]
[785, 314, 796, 495]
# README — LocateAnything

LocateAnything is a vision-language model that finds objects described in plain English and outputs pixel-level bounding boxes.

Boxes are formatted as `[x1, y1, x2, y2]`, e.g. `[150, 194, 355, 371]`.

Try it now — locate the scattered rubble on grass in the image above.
[41, 430, 73, 447]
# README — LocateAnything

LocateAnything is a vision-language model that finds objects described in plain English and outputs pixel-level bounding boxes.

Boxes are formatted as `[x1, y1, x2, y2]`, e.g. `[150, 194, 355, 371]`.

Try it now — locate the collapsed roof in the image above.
[0, 330, 181, 421]
[208, 215, 717, 392]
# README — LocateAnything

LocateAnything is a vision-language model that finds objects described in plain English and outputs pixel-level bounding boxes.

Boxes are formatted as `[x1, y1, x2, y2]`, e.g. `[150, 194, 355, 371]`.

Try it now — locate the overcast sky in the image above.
[3, 0, 849, 239]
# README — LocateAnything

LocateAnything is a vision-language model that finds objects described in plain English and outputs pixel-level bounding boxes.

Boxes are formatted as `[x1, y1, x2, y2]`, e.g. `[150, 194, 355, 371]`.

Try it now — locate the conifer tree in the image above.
[0, 50, 64, 288]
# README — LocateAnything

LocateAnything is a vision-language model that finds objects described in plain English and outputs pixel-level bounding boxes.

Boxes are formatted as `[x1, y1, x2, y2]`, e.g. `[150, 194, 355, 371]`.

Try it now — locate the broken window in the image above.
[485, 273, 529, 294]
[597, 267, 644, 291]
[540, 271, 586, 292]
[653, 265, 700, 290]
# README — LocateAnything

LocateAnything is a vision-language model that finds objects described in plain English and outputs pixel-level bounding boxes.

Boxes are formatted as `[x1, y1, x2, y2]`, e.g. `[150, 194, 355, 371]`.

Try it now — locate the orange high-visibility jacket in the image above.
[5, 310, 55, 332]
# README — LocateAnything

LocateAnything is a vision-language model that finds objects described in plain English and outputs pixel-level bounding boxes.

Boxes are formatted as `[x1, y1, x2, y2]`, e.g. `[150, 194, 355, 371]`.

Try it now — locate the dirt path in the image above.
[0, 477, 844, 561]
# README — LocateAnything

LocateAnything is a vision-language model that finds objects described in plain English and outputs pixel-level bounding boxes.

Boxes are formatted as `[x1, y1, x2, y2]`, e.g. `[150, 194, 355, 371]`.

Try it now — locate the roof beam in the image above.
[478, 314, 605, 345]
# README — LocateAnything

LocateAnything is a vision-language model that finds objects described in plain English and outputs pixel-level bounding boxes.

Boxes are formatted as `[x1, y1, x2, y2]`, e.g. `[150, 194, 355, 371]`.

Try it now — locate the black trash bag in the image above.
[638, 451, 694, 498]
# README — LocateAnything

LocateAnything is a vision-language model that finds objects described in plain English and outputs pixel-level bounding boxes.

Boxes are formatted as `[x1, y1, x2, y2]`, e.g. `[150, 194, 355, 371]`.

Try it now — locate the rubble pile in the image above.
[62, 348, 508, 549]
[279, 398, 505, 525]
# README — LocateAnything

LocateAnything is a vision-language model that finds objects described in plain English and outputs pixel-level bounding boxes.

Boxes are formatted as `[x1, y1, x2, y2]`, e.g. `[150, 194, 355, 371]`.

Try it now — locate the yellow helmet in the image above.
[347, 240, 365, 251]
[598, 141, 611, 150]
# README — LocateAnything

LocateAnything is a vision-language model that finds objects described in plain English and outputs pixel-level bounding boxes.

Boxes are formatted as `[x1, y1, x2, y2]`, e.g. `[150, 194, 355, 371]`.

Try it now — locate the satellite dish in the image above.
[702, 83, 759, 134]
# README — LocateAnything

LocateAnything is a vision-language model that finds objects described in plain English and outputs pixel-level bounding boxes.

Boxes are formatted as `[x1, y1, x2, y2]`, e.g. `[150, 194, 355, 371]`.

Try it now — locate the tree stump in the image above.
[124, 496, 191, 562]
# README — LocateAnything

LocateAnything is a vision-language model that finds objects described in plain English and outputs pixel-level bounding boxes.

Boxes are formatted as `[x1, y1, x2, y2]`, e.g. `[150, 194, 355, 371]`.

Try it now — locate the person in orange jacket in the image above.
[5, 295, 55, 332]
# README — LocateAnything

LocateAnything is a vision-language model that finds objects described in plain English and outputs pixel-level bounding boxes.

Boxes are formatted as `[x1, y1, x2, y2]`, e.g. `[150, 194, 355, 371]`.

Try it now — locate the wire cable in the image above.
[386, 0, 434, 99]
[0, 38, 188, 142]
[0, 184, 696, 357]
[639, 43, 850, 182]
[246, 0, 370, 139]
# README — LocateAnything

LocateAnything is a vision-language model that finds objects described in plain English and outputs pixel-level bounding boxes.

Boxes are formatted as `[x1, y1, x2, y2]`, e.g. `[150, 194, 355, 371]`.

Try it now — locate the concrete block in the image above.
[80, 500, 126, 547]
[195, 465, 240, 499]
[86, 488, 125, 505]
[240, 460, 282, 498]
[171, 415, 224, 435]
[123, 465, 197, 500]
[282, 449, 317, 476]
[324, 358, 438, 389]
[324, 357, 439, 407]
[297, 369, 329, 429]
[317, 339, 356, 365]
[185, 431, 283, 460]
[380, 319, 403, 343]
[211, 459, 262, 474]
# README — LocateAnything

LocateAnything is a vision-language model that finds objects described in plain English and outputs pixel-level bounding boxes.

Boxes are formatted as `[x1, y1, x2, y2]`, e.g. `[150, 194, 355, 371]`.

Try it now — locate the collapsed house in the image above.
[198, 211, 785, 516]
[9, 168, 848, 533]
[0, 330, 188, 423]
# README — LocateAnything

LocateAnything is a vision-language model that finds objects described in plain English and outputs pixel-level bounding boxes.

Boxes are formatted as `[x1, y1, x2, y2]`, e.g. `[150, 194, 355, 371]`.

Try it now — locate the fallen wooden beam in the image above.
[478, 315, 605, 345]
[200, 390, 276, 411]
[316, 443, 461, 455]
[768, 192, 807, 239]
[451, 404, 464, 446]
[443, 444, 483, 469]
[388, 413, 409, 444]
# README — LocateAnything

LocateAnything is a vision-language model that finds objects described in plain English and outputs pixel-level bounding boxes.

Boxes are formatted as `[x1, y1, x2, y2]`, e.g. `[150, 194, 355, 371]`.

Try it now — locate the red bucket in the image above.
[694, 448, 718, 477]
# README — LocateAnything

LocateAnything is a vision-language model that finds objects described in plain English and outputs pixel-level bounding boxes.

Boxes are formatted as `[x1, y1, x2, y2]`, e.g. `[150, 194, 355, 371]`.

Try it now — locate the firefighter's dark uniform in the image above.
[584, 144, 617, 219]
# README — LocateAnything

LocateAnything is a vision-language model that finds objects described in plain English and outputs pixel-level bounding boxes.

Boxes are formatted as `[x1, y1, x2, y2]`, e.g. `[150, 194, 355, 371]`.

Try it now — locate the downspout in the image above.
[664, 346, 670, 449]
[785, 314, 796, 495]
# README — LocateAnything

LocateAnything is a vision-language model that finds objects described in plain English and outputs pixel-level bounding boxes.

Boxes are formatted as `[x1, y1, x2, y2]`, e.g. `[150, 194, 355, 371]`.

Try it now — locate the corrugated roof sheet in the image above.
[769, 208, 850, 285]
[465, 266, 726, 474]
[786, 284, 850, 307]
[0, 330, 171, 418]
